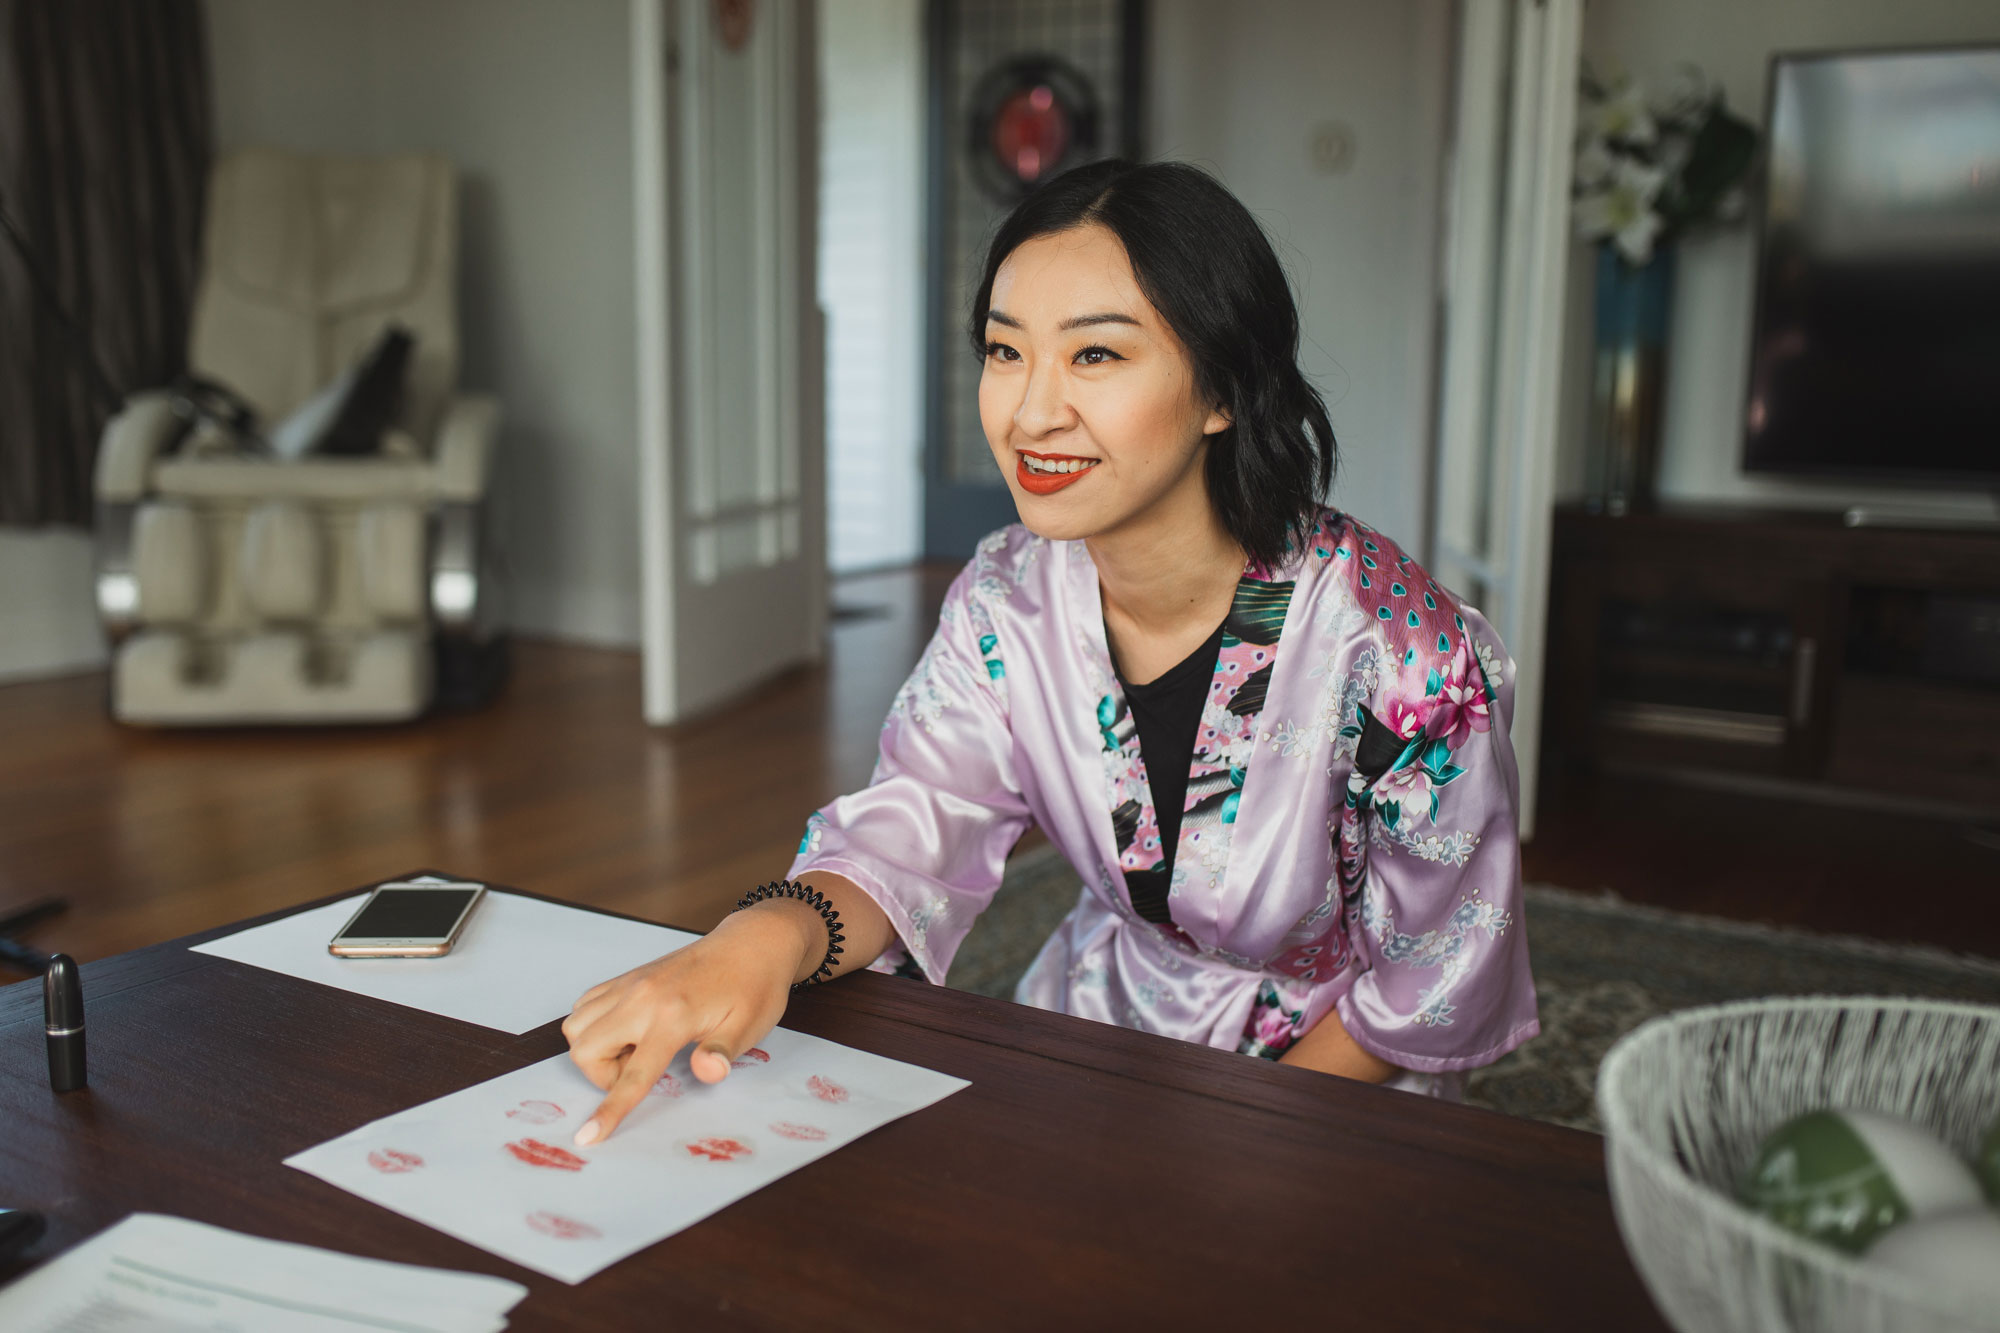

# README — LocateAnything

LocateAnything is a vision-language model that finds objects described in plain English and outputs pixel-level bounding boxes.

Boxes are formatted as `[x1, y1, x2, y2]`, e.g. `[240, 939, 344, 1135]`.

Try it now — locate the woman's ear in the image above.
[1202, 403, 1233, 437]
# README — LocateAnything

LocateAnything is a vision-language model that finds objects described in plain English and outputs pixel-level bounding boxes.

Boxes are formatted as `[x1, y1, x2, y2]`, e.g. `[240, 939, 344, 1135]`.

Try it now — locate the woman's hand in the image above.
[1278, 1002, 1400, 1083]
[561, 901, 817, 1146]
[561, 873, 897, 1146]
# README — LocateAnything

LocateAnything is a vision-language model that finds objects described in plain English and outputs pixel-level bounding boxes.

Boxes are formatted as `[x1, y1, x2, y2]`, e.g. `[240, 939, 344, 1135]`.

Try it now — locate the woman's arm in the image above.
[565, 555, 1032, 1143]
[1277, 1004, 1399, 1083]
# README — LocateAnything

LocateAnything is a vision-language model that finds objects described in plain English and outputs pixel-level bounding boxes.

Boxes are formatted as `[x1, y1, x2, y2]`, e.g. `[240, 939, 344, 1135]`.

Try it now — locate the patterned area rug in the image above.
[954, 846, 2000, 1131]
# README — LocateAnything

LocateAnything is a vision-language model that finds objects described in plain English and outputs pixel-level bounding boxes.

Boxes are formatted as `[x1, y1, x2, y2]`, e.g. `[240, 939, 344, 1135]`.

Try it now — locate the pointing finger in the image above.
[575, 1037, 680, 1146]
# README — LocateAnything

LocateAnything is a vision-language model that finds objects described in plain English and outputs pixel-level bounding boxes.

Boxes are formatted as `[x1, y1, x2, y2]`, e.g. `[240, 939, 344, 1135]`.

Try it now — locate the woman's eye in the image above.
[1075, 345, 1122, 366]
[984, 341, 1019, 362]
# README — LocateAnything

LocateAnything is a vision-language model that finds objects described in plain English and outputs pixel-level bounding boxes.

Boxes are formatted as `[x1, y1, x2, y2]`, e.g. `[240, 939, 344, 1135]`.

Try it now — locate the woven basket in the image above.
[1596, 997, 2000, 1333]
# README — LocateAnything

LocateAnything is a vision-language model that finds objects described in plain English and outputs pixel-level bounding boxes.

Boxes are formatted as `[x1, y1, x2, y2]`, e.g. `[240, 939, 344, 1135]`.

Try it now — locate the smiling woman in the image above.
[561, 160, 1539, 1145]
[969, 162, 1332, 580]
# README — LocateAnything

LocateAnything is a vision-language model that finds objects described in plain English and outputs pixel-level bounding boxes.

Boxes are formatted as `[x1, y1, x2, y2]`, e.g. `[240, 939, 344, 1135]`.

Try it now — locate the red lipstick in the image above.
[1015, 451, 1100, 495]
[505, 1137, 587, 1171]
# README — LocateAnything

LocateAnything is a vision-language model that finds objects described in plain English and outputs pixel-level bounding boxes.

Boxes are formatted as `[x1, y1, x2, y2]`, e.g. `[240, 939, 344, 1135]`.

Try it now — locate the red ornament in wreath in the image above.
[714, 0, 753, 52]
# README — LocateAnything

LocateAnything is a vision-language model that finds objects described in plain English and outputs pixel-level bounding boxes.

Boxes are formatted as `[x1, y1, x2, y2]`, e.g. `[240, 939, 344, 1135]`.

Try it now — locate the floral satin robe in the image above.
[788, 509, 1538, 1096]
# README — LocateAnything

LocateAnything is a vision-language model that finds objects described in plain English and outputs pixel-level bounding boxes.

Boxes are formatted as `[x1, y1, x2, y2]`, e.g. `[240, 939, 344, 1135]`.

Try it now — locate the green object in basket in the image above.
[1739, 1109, 1984, 1253]
[1978, 1116, 2000, 1205]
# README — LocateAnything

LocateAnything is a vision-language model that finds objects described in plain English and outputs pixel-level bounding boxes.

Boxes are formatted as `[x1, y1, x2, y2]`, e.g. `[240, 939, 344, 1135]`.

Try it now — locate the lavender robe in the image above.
[788, 509, 1538, 1097]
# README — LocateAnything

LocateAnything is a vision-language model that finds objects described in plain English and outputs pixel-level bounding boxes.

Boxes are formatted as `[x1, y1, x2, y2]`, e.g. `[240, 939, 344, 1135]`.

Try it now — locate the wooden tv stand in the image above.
[1542, 502, 2000, 818]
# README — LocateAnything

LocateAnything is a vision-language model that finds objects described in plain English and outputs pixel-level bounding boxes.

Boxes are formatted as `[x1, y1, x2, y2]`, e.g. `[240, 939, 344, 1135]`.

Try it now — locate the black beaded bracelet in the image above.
[735, 879, 845, 989]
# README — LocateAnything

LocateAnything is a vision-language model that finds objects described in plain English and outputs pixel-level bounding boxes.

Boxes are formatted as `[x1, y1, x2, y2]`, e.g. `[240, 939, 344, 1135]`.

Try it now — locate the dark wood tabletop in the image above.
[0, 872, 1671, 1331]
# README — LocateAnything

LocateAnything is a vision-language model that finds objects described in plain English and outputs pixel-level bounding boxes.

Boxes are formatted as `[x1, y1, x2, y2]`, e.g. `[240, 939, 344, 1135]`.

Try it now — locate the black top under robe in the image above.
[1116, 619, 1227, 924]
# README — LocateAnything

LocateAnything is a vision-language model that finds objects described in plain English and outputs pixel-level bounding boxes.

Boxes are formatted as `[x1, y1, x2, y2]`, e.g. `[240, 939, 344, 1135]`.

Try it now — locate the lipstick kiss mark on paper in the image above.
[769, 1121, 827, 1142]
[505, 1099, 565, 1124]
[732, 1047, 771, 1068]
[806, 1075, 849, 1104]
[505, 1137, 587, 1171]
[526, 1211, 601, 1241]
[650, 1072, 684, 1098]
[367, 1149, 424, 1174]
[680, 1136, 754, 1163]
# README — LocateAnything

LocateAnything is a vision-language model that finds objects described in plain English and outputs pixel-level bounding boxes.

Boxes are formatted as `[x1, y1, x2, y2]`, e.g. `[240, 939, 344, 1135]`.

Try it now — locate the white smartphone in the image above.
[328, 881, 487, 958]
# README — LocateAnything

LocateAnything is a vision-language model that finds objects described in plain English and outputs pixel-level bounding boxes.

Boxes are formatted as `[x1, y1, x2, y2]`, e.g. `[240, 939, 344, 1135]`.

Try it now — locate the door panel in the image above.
[636, 0, 825, 724]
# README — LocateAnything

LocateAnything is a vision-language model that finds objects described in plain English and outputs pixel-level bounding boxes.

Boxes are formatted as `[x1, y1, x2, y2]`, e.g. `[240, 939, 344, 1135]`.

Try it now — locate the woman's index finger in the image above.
[575, 1038, 682, 1146]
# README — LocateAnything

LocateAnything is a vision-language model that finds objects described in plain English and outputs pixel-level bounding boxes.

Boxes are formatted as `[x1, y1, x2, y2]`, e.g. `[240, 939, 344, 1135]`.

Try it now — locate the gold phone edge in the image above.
[326, 883, 487, 958]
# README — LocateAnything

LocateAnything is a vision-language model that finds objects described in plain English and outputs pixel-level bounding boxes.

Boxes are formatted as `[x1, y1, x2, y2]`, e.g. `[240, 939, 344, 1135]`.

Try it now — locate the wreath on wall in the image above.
[967, 55, 1101, 203]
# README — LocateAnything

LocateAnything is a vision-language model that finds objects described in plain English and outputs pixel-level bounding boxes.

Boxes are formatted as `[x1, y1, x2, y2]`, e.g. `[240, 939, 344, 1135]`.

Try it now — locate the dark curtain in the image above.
[0, 0, 210, 528]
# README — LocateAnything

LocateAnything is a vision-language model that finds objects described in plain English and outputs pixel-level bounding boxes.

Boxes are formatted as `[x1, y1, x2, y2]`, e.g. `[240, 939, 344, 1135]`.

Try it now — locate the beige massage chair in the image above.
[93, 148, 501, 724]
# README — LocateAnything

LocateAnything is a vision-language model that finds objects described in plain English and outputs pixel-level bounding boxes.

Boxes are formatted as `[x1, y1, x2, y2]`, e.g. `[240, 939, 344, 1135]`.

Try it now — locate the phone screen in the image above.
[338, 888, 481, 940]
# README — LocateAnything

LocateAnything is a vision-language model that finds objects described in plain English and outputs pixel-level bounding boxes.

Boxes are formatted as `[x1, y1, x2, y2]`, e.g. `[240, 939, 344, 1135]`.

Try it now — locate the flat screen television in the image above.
[1743, 45, 2000, 484]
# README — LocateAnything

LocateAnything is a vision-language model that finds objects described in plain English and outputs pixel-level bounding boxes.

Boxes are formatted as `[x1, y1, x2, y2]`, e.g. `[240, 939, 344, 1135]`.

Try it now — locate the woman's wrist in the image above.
[716, 896, 828, 987]
[735, 880, 846, 986]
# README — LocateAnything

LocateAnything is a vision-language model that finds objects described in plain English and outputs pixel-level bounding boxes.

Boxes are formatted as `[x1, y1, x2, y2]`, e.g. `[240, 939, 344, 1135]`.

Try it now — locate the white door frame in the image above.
[633, 0, 825, 725]
[633, 0, 679, 723]
[1431, 0, 1582, 838]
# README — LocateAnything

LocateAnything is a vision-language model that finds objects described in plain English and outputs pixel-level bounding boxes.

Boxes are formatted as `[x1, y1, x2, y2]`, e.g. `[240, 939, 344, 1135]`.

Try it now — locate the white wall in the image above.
[1148, 0, 1452, 553]
[1561, 0, 2000, 516]
[818, 0, 924, 573]
[0, 529, 104, 680]
[207, 0, 645, 643]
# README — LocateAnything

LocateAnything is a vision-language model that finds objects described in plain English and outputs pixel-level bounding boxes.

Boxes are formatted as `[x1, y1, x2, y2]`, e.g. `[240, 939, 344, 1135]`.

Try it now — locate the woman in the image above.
[563, 160, 1537, 1146]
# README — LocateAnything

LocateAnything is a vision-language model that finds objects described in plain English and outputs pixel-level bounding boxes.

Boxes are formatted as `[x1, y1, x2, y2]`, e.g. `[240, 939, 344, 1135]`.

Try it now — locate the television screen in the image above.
[1743, 46, 2000, 482]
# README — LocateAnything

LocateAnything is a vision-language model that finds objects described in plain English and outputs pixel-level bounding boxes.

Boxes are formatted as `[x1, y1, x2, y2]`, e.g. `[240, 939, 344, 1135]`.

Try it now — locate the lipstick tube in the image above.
[44, 952, 86, 1093]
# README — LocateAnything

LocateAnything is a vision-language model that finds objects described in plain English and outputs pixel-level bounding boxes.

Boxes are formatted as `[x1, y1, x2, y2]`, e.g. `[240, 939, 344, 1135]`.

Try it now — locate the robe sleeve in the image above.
[1333, 607, 1540, 1074]
[785, 563, 1032, 984]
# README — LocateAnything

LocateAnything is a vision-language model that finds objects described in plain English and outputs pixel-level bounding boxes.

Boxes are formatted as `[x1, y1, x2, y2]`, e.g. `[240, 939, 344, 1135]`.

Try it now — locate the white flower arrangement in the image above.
[1573, 64, 1757, 265]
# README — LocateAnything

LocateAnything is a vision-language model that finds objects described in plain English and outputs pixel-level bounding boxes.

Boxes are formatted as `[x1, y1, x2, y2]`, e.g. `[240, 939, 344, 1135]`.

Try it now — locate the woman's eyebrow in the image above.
[1059, 312, 1141, 331]
[983, 309, 1142, 332]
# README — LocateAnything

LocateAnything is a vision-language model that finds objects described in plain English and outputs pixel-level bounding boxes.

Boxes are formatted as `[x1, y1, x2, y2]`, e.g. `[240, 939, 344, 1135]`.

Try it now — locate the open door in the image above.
[1429, 0, 1582, 837]
[635, 0, 827, 724]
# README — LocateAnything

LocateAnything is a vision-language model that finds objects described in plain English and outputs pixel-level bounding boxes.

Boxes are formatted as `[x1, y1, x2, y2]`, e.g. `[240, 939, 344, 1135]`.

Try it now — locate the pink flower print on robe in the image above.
[1374, 757, 1439, 825]
[1252, 994, 1300, 1049]
[1424, 642, 1492, 750]
[1381, 694, 1432, 744]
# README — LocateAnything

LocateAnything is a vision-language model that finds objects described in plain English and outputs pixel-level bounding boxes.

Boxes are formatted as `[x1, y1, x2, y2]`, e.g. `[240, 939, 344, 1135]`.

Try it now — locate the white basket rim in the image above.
[1595, 995, 2000, 1326]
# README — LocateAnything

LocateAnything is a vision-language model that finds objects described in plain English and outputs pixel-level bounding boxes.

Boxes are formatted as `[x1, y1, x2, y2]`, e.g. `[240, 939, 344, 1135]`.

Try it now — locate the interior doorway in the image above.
[817, 0, 926, 574]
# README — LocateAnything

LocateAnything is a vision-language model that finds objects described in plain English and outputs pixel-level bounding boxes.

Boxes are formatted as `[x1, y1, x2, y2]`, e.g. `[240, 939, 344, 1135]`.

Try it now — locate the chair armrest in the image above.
[94, 390, 184, 638]
[95, 390, 183, 503]
[431, 393, 498, 502]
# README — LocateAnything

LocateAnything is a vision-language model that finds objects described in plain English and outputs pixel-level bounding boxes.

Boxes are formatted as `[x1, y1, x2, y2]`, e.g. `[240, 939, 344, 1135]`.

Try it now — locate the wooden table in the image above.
[0, 876, 1671, 1331]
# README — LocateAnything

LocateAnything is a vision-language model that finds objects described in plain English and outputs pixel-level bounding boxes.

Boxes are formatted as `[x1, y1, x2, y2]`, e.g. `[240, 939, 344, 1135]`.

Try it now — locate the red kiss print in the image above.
[650, 1072, 684, 1098]
[806, 1075, 848, 1104]
[732, 1047, 771, 1068]
[367, 1149, 424, 1174]
[505, 1099, 565, 1124]
[526, 1211, 601, 1241]
[681, 1136, 754, 1163]
[769, 1121, 827, 1142]
[505, 1137, 587, 1171]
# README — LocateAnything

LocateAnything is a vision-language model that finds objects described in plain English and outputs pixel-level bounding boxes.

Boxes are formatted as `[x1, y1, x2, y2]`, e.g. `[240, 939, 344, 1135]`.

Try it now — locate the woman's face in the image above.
[979, 224, 1230, 545]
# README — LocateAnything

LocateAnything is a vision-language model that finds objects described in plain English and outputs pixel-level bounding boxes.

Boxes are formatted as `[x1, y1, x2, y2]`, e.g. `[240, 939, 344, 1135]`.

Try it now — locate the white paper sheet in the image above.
[191, 883, 701, 1034]
[285, 1027, 970, 1284]
[0, 1212, 527, 1332]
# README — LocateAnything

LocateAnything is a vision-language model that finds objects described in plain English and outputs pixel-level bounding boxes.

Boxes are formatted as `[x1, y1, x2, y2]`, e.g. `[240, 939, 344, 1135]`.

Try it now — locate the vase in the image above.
[1587, 242, 1675, 515]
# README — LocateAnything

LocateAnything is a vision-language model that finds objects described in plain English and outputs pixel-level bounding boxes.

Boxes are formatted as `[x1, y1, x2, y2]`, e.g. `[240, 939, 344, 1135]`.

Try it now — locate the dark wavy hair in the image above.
[968, 159, 1337, 571]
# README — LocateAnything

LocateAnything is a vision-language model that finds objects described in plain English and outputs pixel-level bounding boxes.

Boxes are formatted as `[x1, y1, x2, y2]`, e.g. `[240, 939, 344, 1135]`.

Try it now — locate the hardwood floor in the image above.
[0, 565, 957, 978]
[5, 560, 1996, 979]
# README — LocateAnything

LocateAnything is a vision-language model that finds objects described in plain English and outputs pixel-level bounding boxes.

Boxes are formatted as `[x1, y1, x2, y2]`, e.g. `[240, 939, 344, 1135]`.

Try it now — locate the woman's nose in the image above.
[1014, 363, 1075, 437]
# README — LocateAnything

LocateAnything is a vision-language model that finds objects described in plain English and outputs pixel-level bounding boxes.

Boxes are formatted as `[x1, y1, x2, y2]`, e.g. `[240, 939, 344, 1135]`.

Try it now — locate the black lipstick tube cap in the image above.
[44, 952, 87, 1093]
